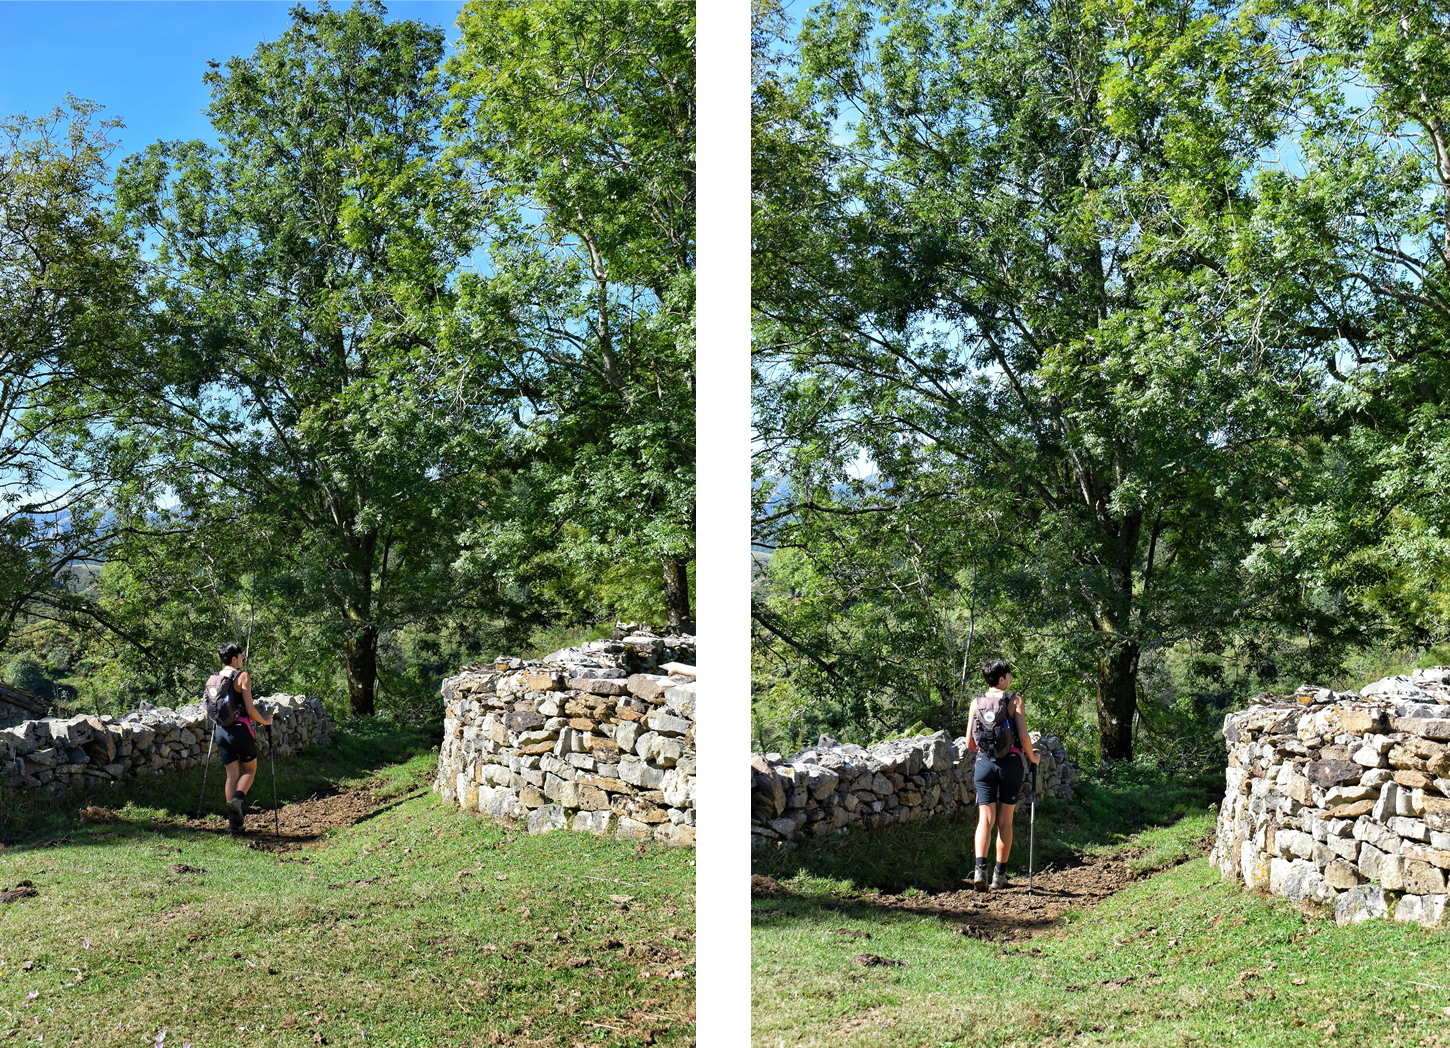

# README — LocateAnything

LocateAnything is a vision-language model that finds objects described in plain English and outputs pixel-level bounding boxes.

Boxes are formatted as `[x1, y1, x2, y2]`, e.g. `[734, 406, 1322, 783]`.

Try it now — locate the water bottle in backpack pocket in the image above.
[972, 691, 1017, 758]
[204, 667, 242, 727]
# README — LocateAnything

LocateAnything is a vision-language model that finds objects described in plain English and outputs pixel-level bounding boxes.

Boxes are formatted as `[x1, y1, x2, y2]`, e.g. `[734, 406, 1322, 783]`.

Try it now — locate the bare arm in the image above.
[237, 671, 272, 726]
[965, 697, 978, 751]
[1014, 695, 1037, 764]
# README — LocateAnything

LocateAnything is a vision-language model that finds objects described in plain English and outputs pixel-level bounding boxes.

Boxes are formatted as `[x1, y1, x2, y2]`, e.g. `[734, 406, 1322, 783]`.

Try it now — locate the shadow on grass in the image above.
[0, 717, 440, 846]
[752, 761, 1225, 895]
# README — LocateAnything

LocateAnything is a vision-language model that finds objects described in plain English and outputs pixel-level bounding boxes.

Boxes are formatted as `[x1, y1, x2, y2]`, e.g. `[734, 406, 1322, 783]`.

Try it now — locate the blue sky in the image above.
[0, 1, 466, 156]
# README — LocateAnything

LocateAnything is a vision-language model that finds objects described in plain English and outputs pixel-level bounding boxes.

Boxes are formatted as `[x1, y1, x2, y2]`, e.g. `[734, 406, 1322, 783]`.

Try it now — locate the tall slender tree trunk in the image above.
[345, 619, 378, 718]
[343, 535, 378, 718]
[1096, 641, 1139, 763]
[662, 556, 692, 634]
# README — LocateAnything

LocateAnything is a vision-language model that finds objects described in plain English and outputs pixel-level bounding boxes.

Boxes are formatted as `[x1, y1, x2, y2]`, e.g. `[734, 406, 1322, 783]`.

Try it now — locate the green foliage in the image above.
[2, 652, 50, 699]
[445, 0, 697, 631]
[751, 0, 1450, 762]
[0, 101, 138, 652]
[84, 3, 502, 718]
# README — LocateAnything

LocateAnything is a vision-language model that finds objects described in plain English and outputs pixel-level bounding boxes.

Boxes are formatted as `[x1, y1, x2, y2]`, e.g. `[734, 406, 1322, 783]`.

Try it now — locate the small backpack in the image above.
[972, 691, 1018, 759]
[204, 667, 242, 728]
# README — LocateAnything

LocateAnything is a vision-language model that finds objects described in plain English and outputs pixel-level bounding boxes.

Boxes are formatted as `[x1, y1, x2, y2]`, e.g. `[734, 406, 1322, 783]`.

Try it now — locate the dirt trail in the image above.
[77, 783, 406, 853]
[179, 783, 393, 852]
[754, 845, 1198, 942]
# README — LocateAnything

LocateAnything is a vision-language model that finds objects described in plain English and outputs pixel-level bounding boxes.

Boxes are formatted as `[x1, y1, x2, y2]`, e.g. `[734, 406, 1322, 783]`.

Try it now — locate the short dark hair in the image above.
[981, 658, 1011, 688]
[218, 642, 243, 665]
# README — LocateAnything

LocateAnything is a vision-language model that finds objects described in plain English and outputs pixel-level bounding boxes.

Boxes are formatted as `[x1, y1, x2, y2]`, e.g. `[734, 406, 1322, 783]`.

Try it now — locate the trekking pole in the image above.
[197, 730, 214, 818]
[1028, 762, 1037, 896]
[269, 720, 279, 839]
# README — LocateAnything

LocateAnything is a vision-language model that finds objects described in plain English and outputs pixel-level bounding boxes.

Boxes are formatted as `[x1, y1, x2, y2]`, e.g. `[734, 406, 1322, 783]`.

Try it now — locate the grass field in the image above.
[752, 766, 1450, 1047]
[0, 723, 696, 1047]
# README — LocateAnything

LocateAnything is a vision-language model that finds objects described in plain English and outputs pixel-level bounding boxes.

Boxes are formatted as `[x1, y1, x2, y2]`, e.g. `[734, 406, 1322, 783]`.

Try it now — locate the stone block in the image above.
[1306, 759, 1364, 790]
[519, 785, 547, 809]
[1275, 829, 1314, 860]
[504, 710, 546, 733]
[620, 757, 665, 789]
[1395, 770, 1435, 791]
[1242, 840, 1271, 889]
[1353, 816, 1401, 854]
[1336, 884, 1389, 925]
[578, 773, 631, 794]
[1396, 894, 1450, 928]
[1391, 717, 1450, 739]
[616, 817, 653, 842]
[1406, 860, 1447, 895]
[626, 674, 669, 702]
[576, 784, 610, 811]
[646, 711, 692, 736]
[527, 804, 567, 834]
[1389, 817, 1430, 842]
[1324, 859, 1363, 890]
[588, 736, 621, 759]
[481, 786, 526, 820]
[525, 671, 566, 693]
[571, 810, 614, 835]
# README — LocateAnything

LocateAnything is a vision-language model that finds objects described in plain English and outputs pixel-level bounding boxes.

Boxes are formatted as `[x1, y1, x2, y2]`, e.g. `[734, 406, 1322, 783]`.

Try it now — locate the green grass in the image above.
[753, 852, 1450, 1047]
[752, 761, 1450, 1045]
[0, 725, 696, 1047]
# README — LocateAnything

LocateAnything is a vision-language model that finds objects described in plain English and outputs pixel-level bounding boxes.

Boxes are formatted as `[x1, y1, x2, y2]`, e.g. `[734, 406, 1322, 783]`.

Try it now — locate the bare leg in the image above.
[995, 803, 1017, 862]
[975, 802, 997, 862]
[237, 759, 257, 798]
[223, 761, 240, 801]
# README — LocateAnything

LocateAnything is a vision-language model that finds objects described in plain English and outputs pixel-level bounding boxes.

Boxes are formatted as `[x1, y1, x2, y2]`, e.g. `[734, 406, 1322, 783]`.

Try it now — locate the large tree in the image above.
[0, 101, 139, 653]
[98, 2, 494, 717]
[753, 0, 1328, 760]
[444, 0, 697, 633]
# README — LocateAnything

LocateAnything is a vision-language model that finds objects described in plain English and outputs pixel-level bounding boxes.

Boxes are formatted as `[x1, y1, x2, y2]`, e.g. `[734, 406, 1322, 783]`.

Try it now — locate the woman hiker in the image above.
[210, 641, 272, 835]
[965, 658, 1039, 891]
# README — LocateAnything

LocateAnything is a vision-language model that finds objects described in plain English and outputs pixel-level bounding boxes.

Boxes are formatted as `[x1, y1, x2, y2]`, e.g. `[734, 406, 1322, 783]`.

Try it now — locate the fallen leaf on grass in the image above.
[829, 929, 871, 939]
[168, 864, 208, 875]
[609, 894, 635, 904]
[852, 954, 905, 968]
[0, 883, 37, 905]
[1237, 970, 1261, 985]
[1292, 977, 1307, 986]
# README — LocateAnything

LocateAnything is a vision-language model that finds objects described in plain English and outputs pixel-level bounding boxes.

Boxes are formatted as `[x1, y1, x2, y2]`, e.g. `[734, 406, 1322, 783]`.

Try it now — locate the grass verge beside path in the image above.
[0, 724, 697, 1047]
[754, 852, 1450, 1047]
[754, 763, 1450, 1045]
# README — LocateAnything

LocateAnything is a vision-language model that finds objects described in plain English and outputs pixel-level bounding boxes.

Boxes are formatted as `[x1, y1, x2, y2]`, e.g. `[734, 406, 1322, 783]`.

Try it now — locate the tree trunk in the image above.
[345, 621, 378, 718]
[662, 556, 693, 634]
[1096, 641, 1139, 763]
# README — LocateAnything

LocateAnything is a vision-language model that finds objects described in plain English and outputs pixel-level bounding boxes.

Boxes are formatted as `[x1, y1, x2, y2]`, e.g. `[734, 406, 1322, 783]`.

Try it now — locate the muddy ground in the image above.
[753, 844, 1205, 943]
[78, 782, 414, 853]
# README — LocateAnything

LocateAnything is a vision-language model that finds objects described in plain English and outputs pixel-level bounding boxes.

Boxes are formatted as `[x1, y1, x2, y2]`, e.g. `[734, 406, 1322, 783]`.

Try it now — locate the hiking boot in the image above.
[971, 865, 988, 892]
[991, 866, 1010, 890]
[227, 793, 247, 834]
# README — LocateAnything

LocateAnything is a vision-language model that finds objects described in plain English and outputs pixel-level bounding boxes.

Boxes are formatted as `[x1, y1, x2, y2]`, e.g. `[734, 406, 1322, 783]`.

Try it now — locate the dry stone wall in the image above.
[434, 633, 697, 847]
[1212, 667, 1450, 927]
[0, 694, 334, 797]
[751, 730, 1079, 855]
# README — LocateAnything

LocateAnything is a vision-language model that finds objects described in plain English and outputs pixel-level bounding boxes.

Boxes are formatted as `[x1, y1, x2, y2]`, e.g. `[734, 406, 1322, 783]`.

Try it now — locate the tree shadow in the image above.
[0, 722, 439, 846]
[752, 764, 1222, 895]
